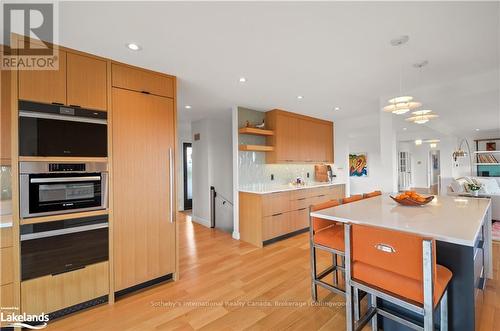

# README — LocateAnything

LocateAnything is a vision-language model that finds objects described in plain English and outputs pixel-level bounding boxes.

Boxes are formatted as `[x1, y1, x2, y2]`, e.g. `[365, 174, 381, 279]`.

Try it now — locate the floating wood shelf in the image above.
[239, 144, 275, 152]
[238, 127, 275, 136]
[474, 151, 500, 154]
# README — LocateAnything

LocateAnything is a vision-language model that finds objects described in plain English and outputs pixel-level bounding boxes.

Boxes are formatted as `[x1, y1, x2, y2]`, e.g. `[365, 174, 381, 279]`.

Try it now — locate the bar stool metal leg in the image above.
[440, 290, 448, 331]
[353, 288, 360, 321]
[333, 253, 338, 287]
[344, 224, 355, 331]
[310, 246, 318, 301]
[370, 294, 378, 331]
[423, 240, 435, 331]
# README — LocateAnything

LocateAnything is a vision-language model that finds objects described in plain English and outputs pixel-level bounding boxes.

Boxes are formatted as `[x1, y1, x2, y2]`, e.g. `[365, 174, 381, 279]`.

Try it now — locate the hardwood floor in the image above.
[45, 212, 499, 330]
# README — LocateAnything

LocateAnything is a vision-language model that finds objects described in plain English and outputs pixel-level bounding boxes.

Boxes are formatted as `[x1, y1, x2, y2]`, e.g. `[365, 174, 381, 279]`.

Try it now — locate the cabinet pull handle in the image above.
[141, 90, 151, 94]
[51, 102, 64, 106]
[169, 148, 174, 223]
[69, 104, 81, 108]
[272, 213, 282, 217]
[298, 208, 307, 211]
[317, 194, 326, 197]
[297, 198, 306, 201]
[51, 265, 85, 276]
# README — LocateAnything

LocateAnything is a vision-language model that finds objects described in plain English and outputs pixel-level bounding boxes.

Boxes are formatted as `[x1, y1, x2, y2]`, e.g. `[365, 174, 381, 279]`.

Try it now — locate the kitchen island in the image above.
[310, 194, 492, 331]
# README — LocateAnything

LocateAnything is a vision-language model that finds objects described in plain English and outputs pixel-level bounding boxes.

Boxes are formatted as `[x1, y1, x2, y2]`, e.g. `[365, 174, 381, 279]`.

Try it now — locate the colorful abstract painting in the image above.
[349, 153, 368, 177]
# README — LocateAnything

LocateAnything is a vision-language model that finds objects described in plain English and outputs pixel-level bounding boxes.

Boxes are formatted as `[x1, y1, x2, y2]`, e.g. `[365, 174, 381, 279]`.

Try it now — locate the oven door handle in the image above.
[30, 176, 101, 183]
[20, 223, 108, 241]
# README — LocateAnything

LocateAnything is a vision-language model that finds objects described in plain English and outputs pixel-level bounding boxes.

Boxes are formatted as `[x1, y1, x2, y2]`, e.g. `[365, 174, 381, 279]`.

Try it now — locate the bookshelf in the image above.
[475, 138, 500, 177]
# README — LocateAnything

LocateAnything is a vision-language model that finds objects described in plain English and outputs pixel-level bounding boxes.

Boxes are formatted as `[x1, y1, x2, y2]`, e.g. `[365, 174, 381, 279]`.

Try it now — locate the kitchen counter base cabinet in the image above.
[21, 261, 109, 315]
[239, 184, 345, 247]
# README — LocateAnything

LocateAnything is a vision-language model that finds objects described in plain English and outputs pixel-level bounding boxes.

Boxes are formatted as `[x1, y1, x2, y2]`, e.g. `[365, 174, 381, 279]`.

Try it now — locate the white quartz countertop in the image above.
[239, 182, 345, 194]
[310, 194, 490, 247]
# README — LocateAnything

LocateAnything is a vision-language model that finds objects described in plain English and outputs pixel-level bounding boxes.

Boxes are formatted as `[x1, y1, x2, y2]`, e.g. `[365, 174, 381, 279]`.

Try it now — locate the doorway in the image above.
[183, 143, 192, 210]
[398, 151, 412, 191]
[428, 150, 441, 195]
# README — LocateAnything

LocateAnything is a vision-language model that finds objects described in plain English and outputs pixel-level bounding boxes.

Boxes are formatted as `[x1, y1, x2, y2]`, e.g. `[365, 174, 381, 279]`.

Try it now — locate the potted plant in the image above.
[467, 183, 482, 196]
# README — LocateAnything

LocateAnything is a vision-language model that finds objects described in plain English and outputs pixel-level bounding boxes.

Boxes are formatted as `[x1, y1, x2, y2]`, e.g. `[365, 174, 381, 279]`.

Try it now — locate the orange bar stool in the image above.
[344, 224, 452, 331]
[342, 194, 363, 204]
[309, 200, 346, 301]
[363, 191, 382, 199]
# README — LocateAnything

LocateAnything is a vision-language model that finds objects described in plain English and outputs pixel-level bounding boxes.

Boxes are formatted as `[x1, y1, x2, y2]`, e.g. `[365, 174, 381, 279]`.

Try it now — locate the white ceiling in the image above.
[16, 2, 500, 136]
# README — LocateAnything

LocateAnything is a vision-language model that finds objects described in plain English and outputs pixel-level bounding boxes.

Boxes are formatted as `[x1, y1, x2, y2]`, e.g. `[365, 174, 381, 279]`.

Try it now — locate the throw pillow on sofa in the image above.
[474, 177, 500, 194]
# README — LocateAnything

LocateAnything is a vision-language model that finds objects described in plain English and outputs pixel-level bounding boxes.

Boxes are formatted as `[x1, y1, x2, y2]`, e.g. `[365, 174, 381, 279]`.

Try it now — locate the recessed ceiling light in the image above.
[475, 128, 480, 131]
[239, 77, 246, 83]
[297, 96, 304, 100]
[127, 43, 141, 51]
[185, 105, 192, 109]
[334, 106, 341, 111]
[430, 143, 437, 148]
[415, 139, 423, 146]
[403, 127, 407, 131]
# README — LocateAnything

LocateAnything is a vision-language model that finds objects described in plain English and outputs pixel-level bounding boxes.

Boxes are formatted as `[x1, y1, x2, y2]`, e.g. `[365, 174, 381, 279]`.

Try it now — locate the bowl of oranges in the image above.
[390, 191, 434, 206]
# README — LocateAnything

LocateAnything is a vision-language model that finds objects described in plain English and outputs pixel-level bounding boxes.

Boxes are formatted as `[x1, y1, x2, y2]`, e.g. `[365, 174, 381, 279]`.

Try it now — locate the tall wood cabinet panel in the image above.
[18, 49, 67, 105]
[112, 86, 176, 291]
[67, 53, 107, 110]
[266, 109, 334, 163]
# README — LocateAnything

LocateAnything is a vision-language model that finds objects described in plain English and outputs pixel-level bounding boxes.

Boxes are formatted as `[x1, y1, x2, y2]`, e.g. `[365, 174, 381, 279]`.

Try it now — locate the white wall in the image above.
[191, 114, 233, 228]
[177, 121, 192, 211]
[335, 112, 398, 195]
[192, 120, 211, 225]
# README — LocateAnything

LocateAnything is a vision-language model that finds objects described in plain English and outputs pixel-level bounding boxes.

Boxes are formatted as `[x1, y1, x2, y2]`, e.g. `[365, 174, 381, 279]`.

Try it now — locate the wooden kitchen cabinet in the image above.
[112, 82, 176, 291]
[239, 184, 345, 247]
[67, 53, 107, 110]
[111, 64, 174, 98]
[19, 49, 67, 105]
[1, 69, 11, 163]
[266, 109, 334, 163]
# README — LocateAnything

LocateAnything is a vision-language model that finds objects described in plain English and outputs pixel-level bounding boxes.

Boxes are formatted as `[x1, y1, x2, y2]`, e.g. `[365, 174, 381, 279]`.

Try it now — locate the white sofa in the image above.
[448, 176, 500, 220]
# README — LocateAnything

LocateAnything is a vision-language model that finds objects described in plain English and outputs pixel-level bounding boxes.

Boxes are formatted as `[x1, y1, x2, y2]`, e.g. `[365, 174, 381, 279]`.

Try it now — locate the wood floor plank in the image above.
[44, 213, 499, 331]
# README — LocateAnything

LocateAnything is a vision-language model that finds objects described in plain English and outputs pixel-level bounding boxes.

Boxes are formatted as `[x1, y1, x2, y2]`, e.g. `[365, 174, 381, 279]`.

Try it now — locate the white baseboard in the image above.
[232, 231, 240, 240]
[192, 215, 210, 228]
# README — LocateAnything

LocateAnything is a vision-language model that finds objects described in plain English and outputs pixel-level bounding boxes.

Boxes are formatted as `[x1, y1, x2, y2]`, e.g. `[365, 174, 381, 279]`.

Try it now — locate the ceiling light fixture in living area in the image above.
[383, 36, 422, 115]
[415, 139, 423, 145]
[127, 43, 141, 51]
[406, 110, 439, 124]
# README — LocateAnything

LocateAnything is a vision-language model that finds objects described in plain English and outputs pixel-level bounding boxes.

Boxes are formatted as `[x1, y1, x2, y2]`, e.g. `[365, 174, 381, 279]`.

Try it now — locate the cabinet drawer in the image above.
[291, 208, 310, 231]
[1, 283, 14, 308]
[112, 64, 174, 98]
[262, 212, 292, 241]
[290, 196, 315, 210]
[262, 192, 291, 216]
[1, 247, 13, 285]
[0, 227, 12, 248]
[21, 261, 109, 315]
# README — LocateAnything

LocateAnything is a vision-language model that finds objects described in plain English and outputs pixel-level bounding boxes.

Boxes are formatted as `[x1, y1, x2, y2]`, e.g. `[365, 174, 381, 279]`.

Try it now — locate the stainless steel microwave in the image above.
[18, 100, 107, 157]
[20, 161, 108, 219]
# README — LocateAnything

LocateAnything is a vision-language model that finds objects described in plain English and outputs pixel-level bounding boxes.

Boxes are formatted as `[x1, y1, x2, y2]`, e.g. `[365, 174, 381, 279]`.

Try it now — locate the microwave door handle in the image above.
[169, 148, 174, 223]
[30, 176, 101, 183]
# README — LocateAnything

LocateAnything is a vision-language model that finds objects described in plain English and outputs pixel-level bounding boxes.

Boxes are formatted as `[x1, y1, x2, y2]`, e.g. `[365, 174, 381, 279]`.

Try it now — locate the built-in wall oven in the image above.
[19, 100, 107, 157]
[20, 161, 108, 219]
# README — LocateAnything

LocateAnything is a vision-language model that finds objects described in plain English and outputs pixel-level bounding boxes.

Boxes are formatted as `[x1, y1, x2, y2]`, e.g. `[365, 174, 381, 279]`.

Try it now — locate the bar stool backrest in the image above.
[351, 224, 436, 282]
[310, 200, 341, 232]
[363, 190, 382, 198]
[342, 195, 363, 204]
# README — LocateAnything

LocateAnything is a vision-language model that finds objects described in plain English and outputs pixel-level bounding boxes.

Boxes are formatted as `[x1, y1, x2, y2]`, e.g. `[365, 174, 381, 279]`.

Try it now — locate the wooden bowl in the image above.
[390, 195, 434, 206]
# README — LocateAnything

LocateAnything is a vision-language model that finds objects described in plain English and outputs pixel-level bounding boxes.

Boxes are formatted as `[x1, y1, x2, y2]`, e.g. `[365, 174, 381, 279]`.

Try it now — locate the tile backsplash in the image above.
[238, 151, 332, 186]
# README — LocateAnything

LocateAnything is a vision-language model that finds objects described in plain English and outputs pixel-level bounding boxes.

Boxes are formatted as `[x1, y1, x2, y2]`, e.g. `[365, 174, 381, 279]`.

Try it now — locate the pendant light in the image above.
[383, 36, 422, 115]
[405, 110, 439, 124]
